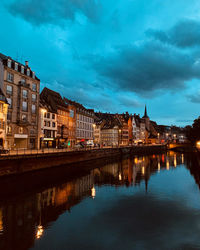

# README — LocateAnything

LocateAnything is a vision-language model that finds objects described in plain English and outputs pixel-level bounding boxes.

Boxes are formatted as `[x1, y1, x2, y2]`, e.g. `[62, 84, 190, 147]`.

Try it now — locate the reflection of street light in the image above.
[36, 225, 44, 239]
[91, 186, 96, 199]
[158, 162, 160, 172]
[119, 172, 122, 181]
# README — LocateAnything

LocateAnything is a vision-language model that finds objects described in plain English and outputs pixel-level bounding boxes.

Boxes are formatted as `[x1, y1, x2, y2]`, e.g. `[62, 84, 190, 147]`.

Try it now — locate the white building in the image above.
[39, 102, 57, 148]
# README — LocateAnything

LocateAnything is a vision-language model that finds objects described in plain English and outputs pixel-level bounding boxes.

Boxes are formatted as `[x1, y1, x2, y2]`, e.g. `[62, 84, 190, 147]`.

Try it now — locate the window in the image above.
[7, 98, 12, 108]
[52, 114, 55, 119]
[22, 101, 27, 111]
[0, 103, 3, 112]
[32, 104, 36, 114]
[7, 112, 11, 121]
[22, 89, 28, 98]
[21, 66, 24, 74]
[14, 63, 18, 71]
[7, 125, 12, 134]
[47, 112, 50, 118]
[32, 72, 35, 79]
[22, 114, 27, 122]
[70, 110, 74, 118]
[7, 72, 14, 82]
[27, 69, 30, 76]
[32, 94, 36, 102]
[7, 59, 11, 68]
[6, 85, 12, 95]
[52, 122, 56, 127]
[19, 127, 23, 134]
[32, 83, 36, 91]
[21, 77, 26, 84]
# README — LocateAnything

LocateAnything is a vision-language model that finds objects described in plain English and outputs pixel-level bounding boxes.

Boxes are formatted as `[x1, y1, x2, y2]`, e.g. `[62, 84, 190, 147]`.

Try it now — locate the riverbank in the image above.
[0, 145, 167, 177]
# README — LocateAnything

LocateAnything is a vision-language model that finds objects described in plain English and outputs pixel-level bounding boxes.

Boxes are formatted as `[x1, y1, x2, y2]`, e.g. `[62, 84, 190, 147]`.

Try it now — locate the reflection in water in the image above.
[0, 152, 200, 249]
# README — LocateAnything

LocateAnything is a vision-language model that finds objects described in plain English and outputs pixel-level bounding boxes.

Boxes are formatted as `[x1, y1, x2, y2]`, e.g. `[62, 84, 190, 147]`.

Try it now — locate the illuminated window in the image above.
[7, 125, 12, 134]
[22, 114, 27, 122]
[19, 127, 23, 134]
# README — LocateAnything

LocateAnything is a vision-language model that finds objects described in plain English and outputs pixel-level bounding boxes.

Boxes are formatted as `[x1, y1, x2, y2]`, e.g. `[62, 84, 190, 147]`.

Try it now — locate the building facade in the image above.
[40, 88, 69, 148]
[39, 100, 57, 148]
[0, 89, 8, 148]
[0, 53, 40, 149]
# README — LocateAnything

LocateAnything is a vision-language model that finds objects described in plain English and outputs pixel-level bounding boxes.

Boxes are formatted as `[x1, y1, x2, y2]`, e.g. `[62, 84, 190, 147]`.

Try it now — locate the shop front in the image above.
[14, 134, 28, 149]
[40, 138, 56, 149]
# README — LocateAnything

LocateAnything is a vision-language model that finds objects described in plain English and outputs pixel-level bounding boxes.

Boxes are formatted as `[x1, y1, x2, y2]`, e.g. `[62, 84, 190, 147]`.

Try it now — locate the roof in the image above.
[95, 112, 122, 130]
[0, 52, 40, 81]
[64, 97, 94, 115]
[40, 87, 68, 113]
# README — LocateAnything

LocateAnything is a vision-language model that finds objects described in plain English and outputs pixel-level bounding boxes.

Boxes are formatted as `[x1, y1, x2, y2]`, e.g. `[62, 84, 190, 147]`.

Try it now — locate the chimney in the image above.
[25, 61, 29, 67]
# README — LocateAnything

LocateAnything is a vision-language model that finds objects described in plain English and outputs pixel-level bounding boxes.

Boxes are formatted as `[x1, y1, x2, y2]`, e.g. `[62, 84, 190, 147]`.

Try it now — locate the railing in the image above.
[0, 143, 166, 156]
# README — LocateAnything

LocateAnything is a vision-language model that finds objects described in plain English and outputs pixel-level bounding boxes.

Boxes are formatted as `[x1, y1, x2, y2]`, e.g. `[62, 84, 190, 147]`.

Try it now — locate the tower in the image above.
[142, 105, 150, 131]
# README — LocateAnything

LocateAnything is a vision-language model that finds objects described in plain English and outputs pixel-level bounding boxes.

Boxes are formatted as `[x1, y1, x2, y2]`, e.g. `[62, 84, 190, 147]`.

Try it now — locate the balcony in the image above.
[19, 81, 30, 88]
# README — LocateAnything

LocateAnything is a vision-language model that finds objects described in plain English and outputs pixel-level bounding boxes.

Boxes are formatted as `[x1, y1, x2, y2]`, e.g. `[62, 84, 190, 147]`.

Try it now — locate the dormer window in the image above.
[32, 72, 35, 79]
[27, 69, 30, 76]
[21, 66, 24, 74]
[7, 59, 11, 68]
[14, 63, 18, 71]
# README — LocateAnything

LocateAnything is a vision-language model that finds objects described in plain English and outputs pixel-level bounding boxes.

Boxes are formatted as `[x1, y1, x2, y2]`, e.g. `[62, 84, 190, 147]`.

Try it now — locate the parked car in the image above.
[74, 143, 84, 149]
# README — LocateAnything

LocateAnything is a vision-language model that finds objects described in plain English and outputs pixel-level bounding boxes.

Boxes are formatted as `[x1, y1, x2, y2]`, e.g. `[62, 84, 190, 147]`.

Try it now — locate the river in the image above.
[0, 152, 200, 250]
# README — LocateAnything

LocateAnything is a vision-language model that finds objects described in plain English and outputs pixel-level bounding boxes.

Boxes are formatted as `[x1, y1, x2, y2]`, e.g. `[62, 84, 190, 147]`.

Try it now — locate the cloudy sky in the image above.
[0, 0, 200, 125]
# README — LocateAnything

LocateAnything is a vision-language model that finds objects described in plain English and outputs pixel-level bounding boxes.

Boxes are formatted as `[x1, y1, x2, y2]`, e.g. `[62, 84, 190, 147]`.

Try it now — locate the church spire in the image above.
[143, 105, 149, 118]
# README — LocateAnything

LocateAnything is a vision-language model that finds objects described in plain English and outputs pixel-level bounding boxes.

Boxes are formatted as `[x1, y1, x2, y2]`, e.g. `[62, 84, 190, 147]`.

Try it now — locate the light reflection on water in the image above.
[0, 152, 200, 250]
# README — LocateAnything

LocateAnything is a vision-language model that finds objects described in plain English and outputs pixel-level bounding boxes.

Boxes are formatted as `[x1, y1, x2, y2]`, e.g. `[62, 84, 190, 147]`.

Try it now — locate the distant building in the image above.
[0, 53, 40, 149]
[95, 113, 122, 146]
[65, 100, 94, 144]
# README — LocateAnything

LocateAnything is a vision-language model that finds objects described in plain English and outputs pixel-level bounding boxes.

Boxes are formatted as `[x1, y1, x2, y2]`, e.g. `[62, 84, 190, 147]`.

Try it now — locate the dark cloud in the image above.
[7, 0, 102, 25]
[147, 19, 200, 48]
[90, 42, 200, 96]
[118, 96, 142, 108]
[187, 92, 200, 103]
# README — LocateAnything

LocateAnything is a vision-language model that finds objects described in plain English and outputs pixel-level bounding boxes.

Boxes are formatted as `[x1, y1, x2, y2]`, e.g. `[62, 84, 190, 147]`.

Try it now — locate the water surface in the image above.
[0, 152, 200, 250]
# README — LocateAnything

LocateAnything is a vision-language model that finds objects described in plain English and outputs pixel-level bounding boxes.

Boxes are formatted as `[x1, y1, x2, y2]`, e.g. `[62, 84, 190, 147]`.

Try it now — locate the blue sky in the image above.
[0, 0, 200, 126]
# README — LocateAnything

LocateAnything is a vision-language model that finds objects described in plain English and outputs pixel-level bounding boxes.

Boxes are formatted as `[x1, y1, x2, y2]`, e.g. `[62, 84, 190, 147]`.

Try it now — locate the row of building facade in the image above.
[0, 52, 186, 150]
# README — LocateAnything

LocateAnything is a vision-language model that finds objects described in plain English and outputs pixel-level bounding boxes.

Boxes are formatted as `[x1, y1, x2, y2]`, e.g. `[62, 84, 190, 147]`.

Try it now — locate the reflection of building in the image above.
[0, 53, 40, 149]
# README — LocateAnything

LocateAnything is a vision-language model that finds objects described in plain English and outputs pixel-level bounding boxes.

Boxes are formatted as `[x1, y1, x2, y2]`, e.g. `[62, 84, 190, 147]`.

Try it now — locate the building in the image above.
[0, 88, 8, 148]
[40, 88, 69, 147]
[63, 98, 77, 147]
[66, 101, 94, 144]
[39, 97, 57, 148]
[0, 53, 40, 149]
[95, 113, 122, 146]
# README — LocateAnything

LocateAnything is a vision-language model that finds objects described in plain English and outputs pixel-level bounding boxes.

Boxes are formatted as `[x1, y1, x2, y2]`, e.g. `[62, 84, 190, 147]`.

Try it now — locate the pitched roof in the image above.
[40, 87, 68, 112]
[0, 52, 40, 80]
